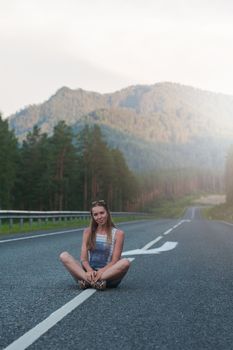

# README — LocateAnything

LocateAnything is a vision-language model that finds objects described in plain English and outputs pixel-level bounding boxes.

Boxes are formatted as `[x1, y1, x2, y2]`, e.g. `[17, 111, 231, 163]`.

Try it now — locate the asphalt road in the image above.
[1, 207, 233, 350]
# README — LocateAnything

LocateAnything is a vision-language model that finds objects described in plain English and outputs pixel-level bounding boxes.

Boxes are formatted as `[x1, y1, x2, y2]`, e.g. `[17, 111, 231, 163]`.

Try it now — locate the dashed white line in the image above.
[163, 228, 173, 235]
[163, 220, 190, 236]
[141, 236, 163, 250]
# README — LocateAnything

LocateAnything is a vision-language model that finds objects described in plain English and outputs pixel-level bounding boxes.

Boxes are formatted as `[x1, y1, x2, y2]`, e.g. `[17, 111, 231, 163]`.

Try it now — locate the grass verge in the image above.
[0, 215, 151, 238]
[202, 203, 233, 223]
[149, 195, 197, 219]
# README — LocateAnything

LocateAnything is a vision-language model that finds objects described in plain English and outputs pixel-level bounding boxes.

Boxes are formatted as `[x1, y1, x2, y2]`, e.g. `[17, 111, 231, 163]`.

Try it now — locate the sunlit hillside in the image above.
[8, 82, 233, 172]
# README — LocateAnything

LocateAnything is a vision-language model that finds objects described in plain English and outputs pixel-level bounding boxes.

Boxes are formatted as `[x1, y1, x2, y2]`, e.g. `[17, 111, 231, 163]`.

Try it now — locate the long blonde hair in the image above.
[87, 200, 115, 250]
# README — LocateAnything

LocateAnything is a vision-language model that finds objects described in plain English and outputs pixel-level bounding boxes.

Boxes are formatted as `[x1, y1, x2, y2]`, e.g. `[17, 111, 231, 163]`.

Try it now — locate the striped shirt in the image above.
[88, 228, 117, 269]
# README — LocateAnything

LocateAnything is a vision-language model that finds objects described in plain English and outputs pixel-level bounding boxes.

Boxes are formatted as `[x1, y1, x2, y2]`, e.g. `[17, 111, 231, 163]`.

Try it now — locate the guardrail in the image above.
[0, 210, 147, 230]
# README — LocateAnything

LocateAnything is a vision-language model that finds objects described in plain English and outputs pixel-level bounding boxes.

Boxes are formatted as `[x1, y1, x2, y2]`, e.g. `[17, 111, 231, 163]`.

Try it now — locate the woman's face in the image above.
[92, 205, 108, 226]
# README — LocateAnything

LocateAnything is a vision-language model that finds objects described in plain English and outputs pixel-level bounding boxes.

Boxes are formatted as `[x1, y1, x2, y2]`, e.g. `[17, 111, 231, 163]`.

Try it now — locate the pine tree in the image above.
[15, 126, 51, 210]
[76, 124, 138, 210]
[50, 121, 77, 210]
[0, 115, 18, 209]
[76, 125, 112, 209]
[110, 148, 139, 210]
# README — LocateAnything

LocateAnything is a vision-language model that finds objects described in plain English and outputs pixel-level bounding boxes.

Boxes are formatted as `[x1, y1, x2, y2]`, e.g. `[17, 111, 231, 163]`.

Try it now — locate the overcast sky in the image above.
[1, 0, 233, 117]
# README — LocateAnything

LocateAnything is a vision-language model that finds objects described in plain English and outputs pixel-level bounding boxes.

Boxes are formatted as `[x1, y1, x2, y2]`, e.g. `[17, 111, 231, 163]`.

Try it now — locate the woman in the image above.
[60, 200, 130, 290]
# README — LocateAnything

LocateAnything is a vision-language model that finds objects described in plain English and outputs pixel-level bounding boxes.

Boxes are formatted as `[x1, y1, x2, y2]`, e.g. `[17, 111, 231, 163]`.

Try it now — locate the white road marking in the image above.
[160, 219, 190, 236]
[128, 257, 135, 262]
[0, 220, 191, 244]
[163, 228, 173, 235]
[123, 219, 190, 256]
[155, 241, 177, 252]
[176, 219, 191, 225]
[4, 289, 96, 350]
[179, 219, 191, 224]
[141, 236, 163, 250]
[218, 221, 233, 227]
[4, 256, 135, 350]
[0, 228, 81, 244]
[122, 241, 178, 256]
[3, 219, 190, 349]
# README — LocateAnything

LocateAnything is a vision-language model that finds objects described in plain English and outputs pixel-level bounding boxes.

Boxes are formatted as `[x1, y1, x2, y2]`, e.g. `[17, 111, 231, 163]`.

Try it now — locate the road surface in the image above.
[1, 207, 233, 349]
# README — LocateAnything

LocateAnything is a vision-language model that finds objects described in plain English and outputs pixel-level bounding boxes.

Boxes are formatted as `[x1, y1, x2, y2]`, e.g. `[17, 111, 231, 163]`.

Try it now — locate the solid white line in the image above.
[218, 220, 233, 227]
[0, 228, 81, 244]
[4, 254, 135, 350]
[4, 289, 96, 350]
[141, 236, 163, 250]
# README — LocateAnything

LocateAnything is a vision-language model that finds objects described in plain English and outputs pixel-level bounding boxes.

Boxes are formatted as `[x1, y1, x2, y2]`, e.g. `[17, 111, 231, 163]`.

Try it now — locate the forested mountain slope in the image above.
[8, 82, 233, 171]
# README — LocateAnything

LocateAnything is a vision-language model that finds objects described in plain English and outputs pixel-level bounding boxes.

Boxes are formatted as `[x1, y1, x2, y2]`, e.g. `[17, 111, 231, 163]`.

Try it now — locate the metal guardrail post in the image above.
[20, 218, 24, 230]
[9, 218, 13, 230]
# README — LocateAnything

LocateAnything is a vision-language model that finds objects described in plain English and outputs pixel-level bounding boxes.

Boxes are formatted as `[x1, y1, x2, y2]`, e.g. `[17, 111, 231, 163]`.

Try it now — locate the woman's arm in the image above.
[80, 228, 96, 282]
[110, 229, 125, 263]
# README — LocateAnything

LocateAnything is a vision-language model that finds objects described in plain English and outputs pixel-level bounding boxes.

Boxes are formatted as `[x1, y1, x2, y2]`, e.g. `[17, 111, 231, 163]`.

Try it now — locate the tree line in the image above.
[0, 114, 224, 211]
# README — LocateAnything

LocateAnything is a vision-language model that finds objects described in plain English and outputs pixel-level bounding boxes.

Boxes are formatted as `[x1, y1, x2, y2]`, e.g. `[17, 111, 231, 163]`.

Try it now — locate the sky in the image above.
[1, 0, 233, 117]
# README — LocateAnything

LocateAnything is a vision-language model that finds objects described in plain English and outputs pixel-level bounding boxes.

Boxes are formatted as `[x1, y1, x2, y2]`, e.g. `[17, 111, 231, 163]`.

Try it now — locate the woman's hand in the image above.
[85, 270, 96, 283]
[93, 268, 105, 282]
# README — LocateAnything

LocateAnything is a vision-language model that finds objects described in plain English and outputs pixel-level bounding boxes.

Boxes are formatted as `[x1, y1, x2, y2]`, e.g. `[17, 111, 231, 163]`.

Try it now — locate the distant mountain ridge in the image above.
[8, 82, 233, 172]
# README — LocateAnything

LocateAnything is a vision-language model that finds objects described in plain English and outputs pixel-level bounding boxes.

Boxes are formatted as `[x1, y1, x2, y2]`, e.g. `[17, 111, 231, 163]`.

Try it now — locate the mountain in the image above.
[7, 82, 233, 172]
